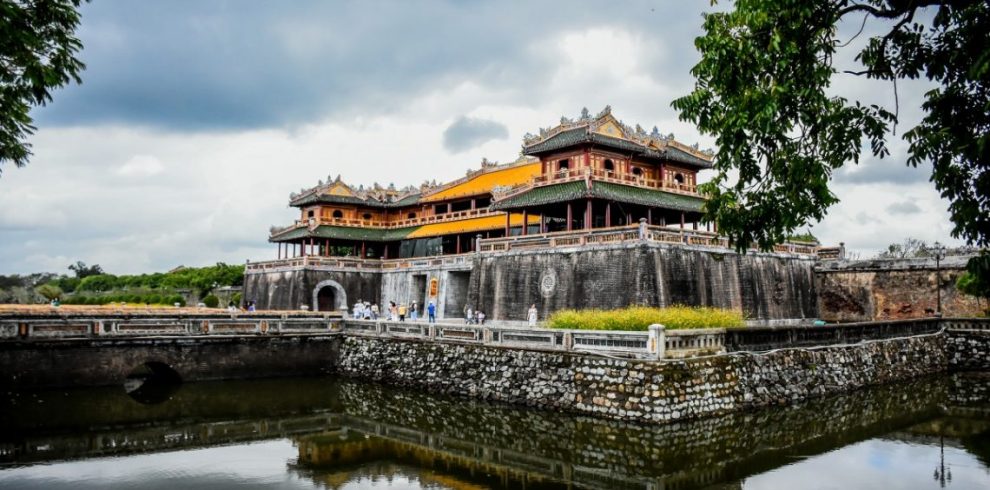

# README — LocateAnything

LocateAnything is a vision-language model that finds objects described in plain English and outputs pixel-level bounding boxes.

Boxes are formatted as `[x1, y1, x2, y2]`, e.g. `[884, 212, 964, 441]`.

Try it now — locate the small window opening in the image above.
[362, 213, 373, 220]
[674, 173, 685, 185]
[332, 210, 343, 219]
[603, 159, 614, 172]
[558, 159, 570, 171]
[632, 167, 643, 176]
[407, 212, 417, 220]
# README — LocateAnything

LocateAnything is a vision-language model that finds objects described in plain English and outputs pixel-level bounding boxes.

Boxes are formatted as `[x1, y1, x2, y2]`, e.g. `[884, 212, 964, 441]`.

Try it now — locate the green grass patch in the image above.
[547, 305, 745, 331]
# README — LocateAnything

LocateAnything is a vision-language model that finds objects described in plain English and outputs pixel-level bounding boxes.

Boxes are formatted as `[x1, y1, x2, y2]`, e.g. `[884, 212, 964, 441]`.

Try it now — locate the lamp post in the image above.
[934, 242, 946, 316]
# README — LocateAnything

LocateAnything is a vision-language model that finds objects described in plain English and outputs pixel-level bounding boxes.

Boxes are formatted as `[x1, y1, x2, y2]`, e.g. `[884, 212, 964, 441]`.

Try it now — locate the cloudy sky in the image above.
[0, 1, 959, 275]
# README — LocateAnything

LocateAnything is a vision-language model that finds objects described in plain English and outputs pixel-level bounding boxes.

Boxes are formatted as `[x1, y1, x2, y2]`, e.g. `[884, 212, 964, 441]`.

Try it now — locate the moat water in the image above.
[1, 374, 989, 490]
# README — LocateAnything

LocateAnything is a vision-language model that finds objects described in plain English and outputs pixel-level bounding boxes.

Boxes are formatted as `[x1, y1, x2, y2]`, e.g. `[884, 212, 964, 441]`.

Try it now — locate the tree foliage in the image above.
[674, 0, 989, 253]
[34, 283, 61, 300]
[68, 260, 102, 279]
[1, 0, 86, 173]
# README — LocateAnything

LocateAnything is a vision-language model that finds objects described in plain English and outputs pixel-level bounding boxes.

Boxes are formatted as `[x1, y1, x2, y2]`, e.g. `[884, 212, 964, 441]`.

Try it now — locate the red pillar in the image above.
[566, 203, 573, 231]
[540, 215, 546, 234]
[361, 241, 366, 259]
[680, 212, 685, 230]
[521, 210, 528, 235]
[505, 212, 511, 235]
[626, 212, 632, 226]
[325, 239, 330, 256]
[605, 203, 611, 228]
[585, 199, 593, 230]
[647, 208, 652, 225]
[456, 235, 461, 254]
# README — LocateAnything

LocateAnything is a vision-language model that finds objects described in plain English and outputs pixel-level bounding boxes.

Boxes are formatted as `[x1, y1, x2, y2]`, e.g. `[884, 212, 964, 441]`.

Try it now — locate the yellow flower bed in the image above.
[547, 305, 745, 331]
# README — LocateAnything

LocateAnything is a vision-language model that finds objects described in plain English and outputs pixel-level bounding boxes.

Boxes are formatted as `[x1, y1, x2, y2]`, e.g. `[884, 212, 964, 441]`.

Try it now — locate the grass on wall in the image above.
[547, 306, 745, 331]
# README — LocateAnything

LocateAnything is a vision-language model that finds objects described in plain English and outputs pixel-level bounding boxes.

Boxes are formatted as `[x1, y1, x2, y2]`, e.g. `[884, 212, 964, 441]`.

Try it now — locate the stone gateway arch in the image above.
[312, 279, 347, 312]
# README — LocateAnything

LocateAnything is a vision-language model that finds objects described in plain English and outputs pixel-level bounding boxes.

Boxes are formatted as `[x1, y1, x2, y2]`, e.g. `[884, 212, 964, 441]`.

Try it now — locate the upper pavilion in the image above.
[266, 106, 715, 261]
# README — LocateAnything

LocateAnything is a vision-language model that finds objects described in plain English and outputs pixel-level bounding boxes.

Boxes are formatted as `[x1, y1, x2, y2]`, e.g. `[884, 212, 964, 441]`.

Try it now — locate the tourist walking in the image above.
[389, 301, 397, 321]
[528, 304, 538, 326]
[370, 302, 379, 320]
[410, 302, 419, 321]
[465, 305, 474, 324]
[398, 303, 408, 321]
[427, 301, 436, 323]
[477, 310, 486, 325]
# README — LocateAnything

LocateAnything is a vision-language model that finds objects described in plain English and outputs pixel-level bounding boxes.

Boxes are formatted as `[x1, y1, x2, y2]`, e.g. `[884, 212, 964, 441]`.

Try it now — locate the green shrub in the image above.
[231, 292, 242, 308]
[202, 294, 219, 308]
[547, 305, 745, 331]
[145, 294, 162, 305]
[166, 294, 186, 306]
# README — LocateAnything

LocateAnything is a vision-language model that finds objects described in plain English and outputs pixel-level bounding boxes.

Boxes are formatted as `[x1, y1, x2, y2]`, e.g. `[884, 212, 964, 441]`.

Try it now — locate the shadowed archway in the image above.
[312, 279, 347, 312]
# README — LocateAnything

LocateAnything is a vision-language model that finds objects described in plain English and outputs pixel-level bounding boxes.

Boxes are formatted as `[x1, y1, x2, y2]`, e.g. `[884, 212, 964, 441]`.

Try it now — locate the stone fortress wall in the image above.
[245, 241, 820, 321]
[816, 255, 982, 322]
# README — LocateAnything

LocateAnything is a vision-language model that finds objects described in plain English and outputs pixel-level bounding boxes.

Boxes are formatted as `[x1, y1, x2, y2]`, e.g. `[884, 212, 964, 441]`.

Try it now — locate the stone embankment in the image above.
[337, 331, 948, 424]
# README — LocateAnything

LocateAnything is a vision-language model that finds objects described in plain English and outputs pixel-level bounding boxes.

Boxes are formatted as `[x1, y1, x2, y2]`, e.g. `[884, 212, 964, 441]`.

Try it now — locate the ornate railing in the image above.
[506, 167, 699, 201]
[341, 320, 720, 360]
[0, 312, 340, 340]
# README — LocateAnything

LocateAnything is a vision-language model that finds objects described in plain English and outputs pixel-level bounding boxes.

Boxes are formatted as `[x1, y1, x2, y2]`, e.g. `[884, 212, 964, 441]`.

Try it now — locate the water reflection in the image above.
[1, 374, 989, 489]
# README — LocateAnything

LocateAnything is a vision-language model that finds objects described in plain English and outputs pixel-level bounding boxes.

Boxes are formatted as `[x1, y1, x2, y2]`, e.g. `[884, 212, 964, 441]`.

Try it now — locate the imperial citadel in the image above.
[244, 107, 847, 322]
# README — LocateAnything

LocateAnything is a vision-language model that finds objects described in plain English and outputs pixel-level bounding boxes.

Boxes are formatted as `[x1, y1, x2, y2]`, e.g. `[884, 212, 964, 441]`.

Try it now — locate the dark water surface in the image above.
[2, 373, 989, 489]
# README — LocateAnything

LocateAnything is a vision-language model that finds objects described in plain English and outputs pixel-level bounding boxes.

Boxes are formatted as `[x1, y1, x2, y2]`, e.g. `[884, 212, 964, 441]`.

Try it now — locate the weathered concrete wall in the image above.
[336, 332, 944, 424]
[0, 335, 341, 389]
[468, 243, 818, 321]
[816, 256, 982, 322]
[243, 268, 380, 311]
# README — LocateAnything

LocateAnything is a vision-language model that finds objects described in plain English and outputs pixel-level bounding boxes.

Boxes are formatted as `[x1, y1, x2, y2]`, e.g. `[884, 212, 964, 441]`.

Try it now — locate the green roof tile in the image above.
[490, 181, 588, 210]
[490, 180, 705, 213]
[270, 224, 420, 243]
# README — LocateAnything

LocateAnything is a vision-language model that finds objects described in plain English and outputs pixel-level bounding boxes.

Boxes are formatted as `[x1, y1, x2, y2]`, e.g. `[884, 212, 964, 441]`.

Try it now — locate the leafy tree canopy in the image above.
[674, 0, 989, 253]
[68, 260, 102, 278]
[1, 0, 87, 174]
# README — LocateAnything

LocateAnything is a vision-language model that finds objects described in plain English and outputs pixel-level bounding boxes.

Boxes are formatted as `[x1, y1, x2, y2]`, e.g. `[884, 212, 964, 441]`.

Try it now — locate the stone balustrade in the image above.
[341, 319, 722, 360]
[0, 312, 339, 339]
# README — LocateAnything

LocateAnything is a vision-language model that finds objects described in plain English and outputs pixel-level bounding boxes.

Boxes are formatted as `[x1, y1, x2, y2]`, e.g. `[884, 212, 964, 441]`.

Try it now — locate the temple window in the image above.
[407, 212, 417, 220]
[632, 167, 643, 177]
[558, 159, 570, 172]
[362, 213, 372, 220]
[332, 210, 343, 219]
[307, 210, 315, 219]
[434, 204, 447, 215]
[674, 173, 685, 185]
[603, 159, 614, 173]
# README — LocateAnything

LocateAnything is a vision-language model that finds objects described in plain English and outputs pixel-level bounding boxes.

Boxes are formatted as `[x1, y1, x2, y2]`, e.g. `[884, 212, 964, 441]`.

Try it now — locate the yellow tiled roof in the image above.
[420, 161, 541, 203]
[406, 214, 539, 238]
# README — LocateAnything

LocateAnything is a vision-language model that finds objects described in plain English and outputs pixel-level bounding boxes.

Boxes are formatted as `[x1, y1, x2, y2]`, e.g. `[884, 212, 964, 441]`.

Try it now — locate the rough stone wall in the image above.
[946, 330, 990, 372]
[468, 243, 817, 321]
[243, 269, 381, 311]
[336, 333, 944, 424]
[0, 335, 341, 388]
[816, 257, 982, 322]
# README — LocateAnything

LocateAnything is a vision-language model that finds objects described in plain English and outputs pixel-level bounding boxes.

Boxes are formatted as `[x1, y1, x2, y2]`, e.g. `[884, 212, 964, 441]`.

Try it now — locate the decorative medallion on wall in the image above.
[540, 268, 557, 298]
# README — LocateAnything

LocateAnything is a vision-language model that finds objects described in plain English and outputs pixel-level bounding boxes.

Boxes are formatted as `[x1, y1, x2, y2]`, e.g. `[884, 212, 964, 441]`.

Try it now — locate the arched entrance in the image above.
[312, 279, 347, 312]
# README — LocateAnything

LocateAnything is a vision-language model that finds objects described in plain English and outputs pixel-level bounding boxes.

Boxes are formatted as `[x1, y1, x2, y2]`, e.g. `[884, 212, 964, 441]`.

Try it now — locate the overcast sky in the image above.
[0, 1, 961, 275]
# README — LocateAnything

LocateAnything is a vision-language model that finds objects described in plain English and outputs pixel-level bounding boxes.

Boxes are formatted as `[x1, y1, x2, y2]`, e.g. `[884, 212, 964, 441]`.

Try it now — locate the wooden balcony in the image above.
[498, 167, 699, 201]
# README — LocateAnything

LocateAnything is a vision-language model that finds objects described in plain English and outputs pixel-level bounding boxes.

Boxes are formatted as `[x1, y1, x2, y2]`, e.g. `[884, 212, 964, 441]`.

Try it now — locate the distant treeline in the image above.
[0, 262, 244, 305]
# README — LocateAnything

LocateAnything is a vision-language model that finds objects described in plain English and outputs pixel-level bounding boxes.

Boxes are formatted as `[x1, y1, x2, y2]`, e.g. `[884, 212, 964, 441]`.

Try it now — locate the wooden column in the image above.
[605, 203, 611, 228]
[626, 212, 632, 226]
[277, 242, 282, 259]
[585, 199, 593, 230]
[521, 210, 528, 235]
[471, 199, 476, 210]
[680, 212, 685, 230]
[647, 208, 652, 225]
[447, 202, 452, 214]
[660, 215, 666, 226]
[309, 238, 315, 256]
[456, 235, 461, 254]
[693, 221, 698, 231]
[384, 244, 389, 260]
[361, 241, 366, 259]
[714, 222, 718, 233]
[325, 239, 330, 256]
[505, 212, 511, 235]
[566, 202, 573, 231]
[540, 215, 546, 234]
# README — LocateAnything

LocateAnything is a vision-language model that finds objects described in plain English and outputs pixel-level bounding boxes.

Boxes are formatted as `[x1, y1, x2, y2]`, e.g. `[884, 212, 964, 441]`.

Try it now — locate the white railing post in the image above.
[648, 324, 666, 360]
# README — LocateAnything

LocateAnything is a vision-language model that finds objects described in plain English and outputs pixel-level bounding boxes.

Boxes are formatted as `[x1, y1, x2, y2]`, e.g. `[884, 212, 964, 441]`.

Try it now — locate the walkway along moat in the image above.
[2, 310, 989, 426]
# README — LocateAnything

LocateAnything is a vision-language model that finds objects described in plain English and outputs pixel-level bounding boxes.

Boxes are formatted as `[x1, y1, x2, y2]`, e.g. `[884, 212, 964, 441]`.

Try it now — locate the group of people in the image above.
[352, 299, 437, 323]
[350, 298, 539, 326]
[462, 305, 487, 325]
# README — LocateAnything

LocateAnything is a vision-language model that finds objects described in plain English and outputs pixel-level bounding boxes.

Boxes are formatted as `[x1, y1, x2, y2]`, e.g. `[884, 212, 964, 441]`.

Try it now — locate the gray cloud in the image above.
[33, 0, 686, 131]
[833, 154, 930, 185]
[442, 116, 508, 153]
[886, 200, 921, 215]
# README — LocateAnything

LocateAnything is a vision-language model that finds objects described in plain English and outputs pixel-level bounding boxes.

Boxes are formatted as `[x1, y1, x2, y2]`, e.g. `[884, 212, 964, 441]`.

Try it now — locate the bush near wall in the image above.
[548, 306, 745, 331]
